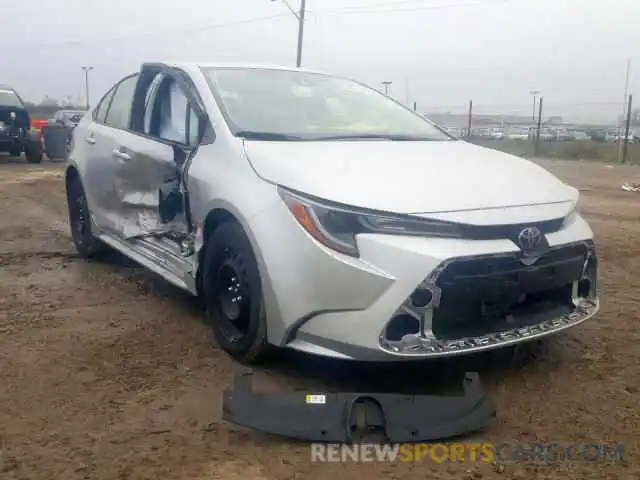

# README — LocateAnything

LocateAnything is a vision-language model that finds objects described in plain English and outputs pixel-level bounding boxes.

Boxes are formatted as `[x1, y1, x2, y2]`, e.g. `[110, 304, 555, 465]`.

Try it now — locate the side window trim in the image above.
[92, 85, 116, 124]
[99, 87, 118, 125]
[123, 65, 215, 147]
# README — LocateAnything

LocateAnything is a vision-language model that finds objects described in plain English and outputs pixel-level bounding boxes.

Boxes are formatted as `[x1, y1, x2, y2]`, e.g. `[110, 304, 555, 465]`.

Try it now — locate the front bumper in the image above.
[377, 241, 598, 358]
[0, 132, 21, 150]
[252, 202, 599, 361]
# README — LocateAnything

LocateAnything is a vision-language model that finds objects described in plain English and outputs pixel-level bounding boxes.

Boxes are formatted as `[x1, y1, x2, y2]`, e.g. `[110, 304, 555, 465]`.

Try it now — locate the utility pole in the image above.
[81, 66, 94, 110]
[622, 94, 633, 164]
[618, 59, 631, 163]
[381, 81, 392, 96]
[413, 101, 417, 112]
[534, 96, 544, 157]
[272, 0, 306, 68]
[467, 100, 473, 138]
[530, 90, 540, 123]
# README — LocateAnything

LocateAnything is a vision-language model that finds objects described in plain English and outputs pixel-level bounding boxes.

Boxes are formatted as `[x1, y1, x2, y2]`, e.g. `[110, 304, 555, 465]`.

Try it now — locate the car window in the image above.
[0, 89, 22, 108]
[104, 75, 139, 130]
[93, 87, 116, 124]
[157, 80, 189, 144]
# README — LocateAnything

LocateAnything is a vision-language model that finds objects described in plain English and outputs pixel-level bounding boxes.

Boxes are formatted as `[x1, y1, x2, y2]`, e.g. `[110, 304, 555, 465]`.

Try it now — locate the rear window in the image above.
[0, 89, 22, 108]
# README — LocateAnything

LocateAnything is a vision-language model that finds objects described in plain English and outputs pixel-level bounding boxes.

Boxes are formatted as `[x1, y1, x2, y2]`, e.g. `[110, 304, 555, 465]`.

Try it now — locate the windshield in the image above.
[202, 67, 452, 141]
[0, 90, 23, 108]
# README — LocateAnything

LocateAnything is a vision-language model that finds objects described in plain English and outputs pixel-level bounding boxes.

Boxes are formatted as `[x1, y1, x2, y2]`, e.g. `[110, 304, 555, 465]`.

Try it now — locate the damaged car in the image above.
[65, 63, 599, 364]
[0, 85, 43, 162]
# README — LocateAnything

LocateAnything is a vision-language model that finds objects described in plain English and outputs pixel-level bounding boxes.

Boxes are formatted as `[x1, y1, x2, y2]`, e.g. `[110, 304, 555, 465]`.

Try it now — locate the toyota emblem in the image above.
[517, 226, 542, 251]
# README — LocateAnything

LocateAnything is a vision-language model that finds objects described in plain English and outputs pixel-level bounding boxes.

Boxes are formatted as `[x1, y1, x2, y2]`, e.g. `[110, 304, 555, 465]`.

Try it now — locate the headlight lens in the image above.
[563, 204, 579, 228]
[563, 189, 580, 228]
[278, 187, 461, 257]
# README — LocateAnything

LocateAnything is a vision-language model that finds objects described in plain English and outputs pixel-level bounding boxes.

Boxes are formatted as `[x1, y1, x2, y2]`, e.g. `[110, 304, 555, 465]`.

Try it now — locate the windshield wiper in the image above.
[235, 131, 304, 141]
[312, 134, 440, 141]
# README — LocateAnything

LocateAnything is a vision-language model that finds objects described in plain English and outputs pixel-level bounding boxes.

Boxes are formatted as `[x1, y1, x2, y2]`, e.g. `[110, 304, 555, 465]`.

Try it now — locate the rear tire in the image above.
[66, 176, 106, 258]
[25, 141, 43, 164]
[201, 221, 273, 364]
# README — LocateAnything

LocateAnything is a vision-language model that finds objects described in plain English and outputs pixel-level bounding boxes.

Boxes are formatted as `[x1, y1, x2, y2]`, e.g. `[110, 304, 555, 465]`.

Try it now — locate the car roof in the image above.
[158, 61, 333, 77]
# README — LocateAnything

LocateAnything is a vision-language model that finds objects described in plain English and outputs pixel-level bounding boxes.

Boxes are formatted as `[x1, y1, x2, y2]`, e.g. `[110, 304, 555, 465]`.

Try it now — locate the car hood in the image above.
[243, 139, 576, 214]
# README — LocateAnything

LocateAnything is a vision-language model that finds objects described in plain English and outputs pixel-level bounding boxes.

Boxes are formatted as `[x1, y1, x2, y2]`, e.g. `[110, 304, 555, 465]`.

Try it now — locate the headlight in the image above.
[562, 187, 580, 228]
[278, 187, 461, 257]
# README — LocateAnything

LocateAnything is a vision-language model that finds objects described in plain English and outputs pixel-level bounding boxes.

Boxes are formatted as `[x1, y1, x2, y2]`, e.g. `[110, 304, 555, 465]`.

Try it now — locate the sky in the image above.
[1, 0, 638, 123]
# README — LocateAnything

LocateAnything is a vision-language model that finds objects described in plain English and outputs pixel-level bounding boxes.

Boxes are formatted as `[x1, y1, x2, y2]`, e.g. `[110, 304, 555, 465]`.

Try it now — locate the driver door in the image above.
[107, 71, 202, 240]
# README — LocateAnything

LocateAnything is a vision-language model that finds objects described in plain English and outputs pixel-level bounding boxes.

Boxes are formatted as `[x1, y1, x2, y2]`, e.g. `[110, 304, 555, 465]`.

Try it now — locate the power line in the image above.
[314, 0, 450, 13]
[315, 0, 517, 15]
[5, 0, 520, 49]
[4, 13, 291, 49]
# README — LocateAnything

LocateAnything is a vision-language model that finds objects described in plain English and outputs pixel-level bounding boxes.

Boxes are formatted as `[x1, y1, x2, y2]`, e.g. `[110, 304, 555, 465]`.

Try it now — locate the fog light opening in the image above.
[385, 314, 420, 342]
[410, 288, 433, 308]
[578, 278, 591, 298]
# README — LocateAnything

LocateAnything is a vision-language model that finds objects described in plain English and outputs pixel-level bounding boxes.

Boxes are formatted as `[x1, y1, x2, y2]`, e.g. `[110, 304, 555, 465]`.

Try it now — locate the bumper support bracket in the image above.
[222, 370, 496, 443]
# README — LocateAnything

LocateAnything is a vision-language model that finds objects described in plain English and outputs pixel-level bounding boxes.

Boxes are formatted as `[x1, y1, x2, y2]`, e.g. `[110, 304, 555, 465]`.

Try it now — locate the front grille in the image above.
[458, 217, 565, 240]
[432, 244, 589, 340]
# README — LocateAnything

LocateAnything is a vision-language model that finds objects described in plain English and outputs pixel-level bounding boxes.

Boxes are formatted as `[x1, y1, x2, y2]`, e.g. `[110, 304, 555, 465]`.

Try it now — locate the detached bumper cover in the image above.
[222, 370, 496, 443]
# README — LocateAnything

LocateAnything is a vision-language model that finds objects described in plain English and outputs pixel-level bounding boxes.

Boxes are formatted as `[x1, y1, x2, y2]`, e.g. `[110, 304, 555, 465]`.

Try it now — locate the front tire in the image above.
[67, 177, 105, 258]
[202, 221, 272, 364]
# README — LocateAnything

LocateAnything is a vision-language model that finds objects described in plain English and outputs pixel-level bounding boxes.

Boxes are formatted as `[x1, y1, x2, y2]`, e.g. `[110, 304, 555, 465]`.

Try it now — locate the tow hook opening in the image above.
[385, 314, 420, 341]
[348, 397, 386, 443]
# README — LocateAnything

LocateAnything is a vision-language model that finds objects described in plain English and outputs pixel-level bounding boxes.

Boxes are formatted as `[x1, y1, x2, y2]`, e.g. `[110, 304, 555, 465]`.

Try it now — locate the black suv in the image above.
[0, 85, 43, 163]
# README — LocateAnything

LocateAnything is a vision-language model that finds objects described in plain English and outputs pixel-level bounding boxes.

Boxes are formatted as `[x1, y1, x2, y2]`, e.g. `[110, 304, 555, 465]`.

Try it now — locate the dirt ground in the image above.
[0, 155, 638, 480]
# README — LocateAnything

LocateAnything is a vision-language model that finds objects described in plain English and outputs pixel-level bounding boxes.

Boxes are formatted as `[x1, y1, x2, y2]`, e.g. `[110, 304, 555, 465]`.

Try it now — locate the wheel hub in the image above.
[218, 262, 244, 322]
[71, 195, 87, 241]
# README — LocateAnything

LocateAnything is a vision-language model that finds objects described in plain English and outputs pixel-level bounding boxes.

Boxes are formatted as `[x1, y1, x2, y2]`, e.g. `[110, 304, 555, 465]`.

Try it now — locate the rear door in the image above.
[79, 74, 138, 235]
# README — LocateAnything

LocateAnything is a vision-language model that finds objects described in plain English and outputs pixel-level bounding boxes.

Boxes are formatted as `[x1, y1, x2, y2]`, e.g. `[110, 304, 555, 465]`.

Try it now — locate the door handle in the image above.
[86, 135, 96, 145]
[113, 149, 131, 161]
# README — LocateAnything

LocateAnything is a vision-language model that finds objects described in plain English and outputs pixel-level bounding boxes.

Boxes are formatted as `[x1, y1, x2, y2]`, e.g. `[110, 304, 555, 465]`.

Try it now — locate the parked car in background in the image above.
[51, 109, 86, 128]
[613, 131, 638, 144]
[488, 128, 505, 140]
[571, 131, 591, 141]
[605, 130, 621, 143]
[538, 129, 555, 141]
[555, 129, 574, 141]
[505, 129, 529, 140]
[42, 109, 88, 159]
[0, 85, 43, 162]
[65, 62, 599, 364]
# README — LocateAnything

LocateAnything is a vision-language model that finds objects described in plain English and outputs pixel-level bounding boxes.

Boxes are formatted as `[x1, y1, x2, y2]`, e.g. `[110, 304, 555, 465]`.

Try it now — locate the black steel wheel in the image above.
[67, 176, 105, 258]
[202, 221, 272, 363]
